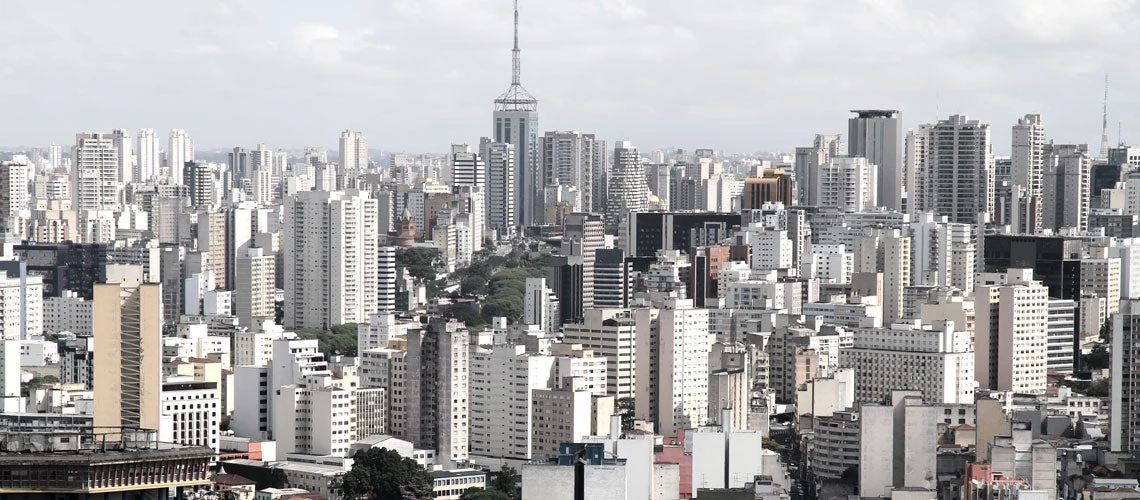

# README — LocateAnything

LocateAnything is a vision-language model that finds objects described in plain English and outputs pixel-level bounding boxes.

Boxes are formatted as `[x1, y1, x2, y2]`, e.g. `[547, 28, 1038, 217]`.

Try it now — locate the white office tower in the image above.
[842, 321, 973, 404]
[1112, 300, 1140, 452]
[975, 269, 1049, 394]
[451, 144, 485, 188]
[136, 128, 160, 183]
[404, 318, 469, 466]
[633, 298, 711, 434]
[849, 110, 902, 210]
[1042, 143, 1092, 231]
[160, 378, 221, 452]
[854, 227, 912, 323]
[0, 158, 31, 233]
[481, 138, 517, 235]
[1011, 114, 1045, 230]
[0, 339, 19, 413]
[284, 190, 379, 329]
[470, 344, 555, 461]
[339, 130, 369, 172]
[235, 246, 276, 328]
[73, 133, 122, 212]
[524, 277, 560, 334]
[168, 129, 194, 185]
[605, 141, 649, 232]
[541, 131, 605, 212]
[815, 156, 878, 212]
[377, 246, 397, 314]
[912, 115, 993, 224]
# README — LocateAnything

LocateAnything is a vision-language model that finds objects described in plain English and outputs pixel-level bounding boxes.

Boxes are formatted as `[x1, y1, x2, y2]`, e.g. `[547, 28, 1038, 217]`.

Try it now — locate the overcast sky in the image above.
[1, 0, 1136, 155]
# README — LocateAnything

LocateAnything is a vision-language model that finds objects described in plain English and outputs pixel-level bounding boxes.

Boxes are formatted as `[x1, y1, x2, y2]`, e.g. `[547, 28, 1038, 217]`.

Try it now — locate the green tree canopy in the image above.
[296, 323, 359, 356]
[460, 489, 512, 500]
[340, 448, 433, 500]
[489, 465, 521, 499]
[397, 247, 443, 282]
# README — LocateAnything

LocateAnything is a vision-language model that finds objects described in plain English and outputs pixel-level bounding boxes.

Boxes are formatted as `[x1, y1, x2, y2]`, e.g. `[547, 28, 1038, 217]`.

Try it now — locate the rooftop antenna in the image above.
[1101, 73, 1110, 157]
[1120, 121, 1124, 148]
[512, 0, 520, 86]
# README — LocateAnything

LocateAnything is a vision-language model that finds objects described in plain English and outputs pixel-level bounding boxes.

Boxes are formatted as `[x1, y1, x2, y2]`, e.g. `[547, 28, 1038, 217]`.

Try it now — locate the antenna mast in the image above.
[511, 0, 520, 86]
[1101, 73, 1110, 158]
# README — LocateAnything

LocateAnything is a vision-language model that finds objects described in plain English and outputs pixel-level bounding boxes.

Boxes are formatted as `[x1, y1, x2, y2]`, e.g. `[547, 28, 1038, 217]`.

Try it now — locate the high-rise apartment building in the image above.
[283, 190, 379, 329]
[563, 213, 605, 308]
[73, 133, 122, 212]
[922, 115, 994, 225]
[795, 134, 843, 206]
[0, 158, 30, 232]
[339, 130, 369, 172]
[605, 141, 649, 233]
[183, 162, 218, 209]
[93, 267, 162, 433]
[1011, 114, 1045, 229]
[815, 156, 879, 212]
[168, 129, 193, 185]
[975, 269, 1049, 394]
[481, 138, 517, 235]
[540, 131, 605, 212]
[235, 246, 276, 328]
[848, 109, 902, 210]
[1112, 300, 1140, 452]
[404, 318, 469, 466]
[136, 128, 160, 183]
[633, 298, 710, 434]
[1042, 143, 1092, 231]
[842, 321, 974, 405]
[378, 246, 397, 314]
[854, 227, 911, 323]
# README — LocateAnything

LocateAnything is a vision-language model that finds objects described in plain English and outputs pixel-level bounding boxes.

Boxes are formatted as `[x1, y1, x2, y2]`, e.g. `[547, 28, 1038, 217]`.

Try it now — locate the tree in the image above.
[340, 448, 433, 500]
[1086, 378, 1110, 397]
[443, 303, 486, 328]
[1084, 343, 1110, 370]
[461, 276, 489, 296]
[460, 488, 512, 500]
[296, 323, 360, 357]
[489, 465, 520, 498]
[616, 397, 636, 431]
[397, 247, 442, 282]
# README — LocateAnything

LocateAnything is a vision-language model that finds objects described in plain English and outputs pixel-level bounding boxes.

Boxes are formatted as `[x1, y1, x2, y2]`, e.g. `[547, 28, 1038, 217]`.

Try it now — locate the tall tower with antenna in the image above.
[493, 0, 541, 227]
[1101, 73, 1110, 158]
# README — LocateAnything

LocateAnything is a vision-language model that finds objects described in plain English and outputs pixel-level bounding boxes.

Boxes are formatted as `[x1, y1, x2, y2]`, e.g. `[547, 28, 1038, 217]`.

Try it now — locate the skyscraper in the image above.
[168, 129, 193, 185]
[848, 110, 902, 210]
[605, 141, 648, 233]
[924, 115, 994, 225]
[235, 245, 276, 328]
[136, 128, 160, 183]
[492, 0, 540, 226]
[112, 129, 133, 185]
[339, 130, 369, 172]
[1042, 143, 1092, 232]
[815, 156, 879, 212]
[1011, 114, 1045, 230]
[481, 138, 517, 235]
[93, 266, 162, 433]
[540, 131, 605, 213]
[283, 190, 379, 329]
[73, 133, 122, 212]
[976, 269, 1049, 394]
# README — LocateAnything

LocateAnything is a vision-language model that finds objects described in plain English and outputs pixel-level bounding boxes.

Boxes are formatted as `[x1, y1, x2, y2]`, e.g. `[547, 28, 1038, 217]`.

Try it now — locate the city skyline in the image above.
[2, 0, 1137, 154]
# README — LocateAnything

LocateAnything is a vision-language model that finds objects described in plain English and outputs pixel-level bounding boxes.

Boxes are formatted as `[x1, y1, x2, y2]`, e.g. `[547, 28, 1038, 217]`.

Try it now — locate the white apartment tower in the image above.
[378, 246, 397, 314]
[524, 277, 560, 334]
[1011, 114, 1045, 229]
[815, 155, 879, 212]
[562, 213, 605, 309]
[1112, 300, 1140, 452]
[168, 129, 194, 185]
[633, 298, 711, 434]
[481, 138, 517, 234]
[1042, 143, 1092, 232]
[605, 141, 649, 232]
[235, 245, 276, 328]
[848, 110, 902, 210]
[0, 158, 30, 231]
[284, 190, 379, 329]
[975, 269, 1049, 394]
[469, 345, 555, 461]
[339, 130, 369, 172]
[73, 133, 122, 212]
[405, 318, 469, 466]
[923, 115, 994, 225]
[136, 128, 160, 183]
